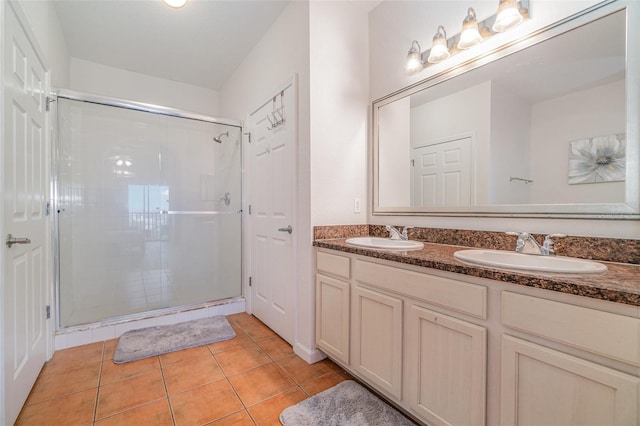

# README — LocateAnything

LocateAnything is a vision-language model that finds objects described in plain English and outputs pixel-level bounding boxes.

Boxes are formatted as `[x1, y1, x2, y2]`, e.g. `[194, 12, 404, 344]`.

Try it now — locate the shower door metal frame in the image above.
[51, 89, 244, 330]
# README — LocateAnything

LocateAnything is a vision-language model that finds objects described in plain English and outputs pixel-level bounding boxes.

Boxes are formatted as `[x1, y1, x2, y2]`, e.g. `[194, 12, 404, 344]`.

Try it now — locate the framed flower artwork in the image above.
[568, 134, 626, 184]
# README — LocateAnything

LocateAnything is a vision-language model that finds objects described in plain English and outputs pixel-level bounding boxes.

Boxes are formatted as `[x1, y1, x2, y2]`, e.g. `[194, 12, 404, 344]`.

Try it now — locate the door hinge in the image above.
[411, 159, 415, 167]
[46, 201, 51, 216]
[45, 96, 56, 112]
[244, 132, 252, 143]
[249, 277, 252, 287]
[248, 204, 252, 215]
[46, 305, 51, 319]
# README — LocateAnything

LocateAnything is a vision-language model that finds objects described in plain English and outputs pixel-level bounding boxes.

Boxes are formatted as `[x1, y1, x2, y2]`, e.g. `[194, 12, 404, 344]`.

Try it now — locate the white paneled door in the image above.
[412, 136, 472, 207]
[2, 3, 50, 424]
[247, 79, 297, 343]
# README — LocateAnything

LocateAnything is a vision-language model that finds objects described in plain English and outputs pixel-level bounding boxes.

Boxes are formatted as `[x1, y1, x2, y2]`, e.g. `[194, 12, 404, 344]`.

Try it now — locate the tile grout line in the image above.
[158, 356, 178, 426]
[224, 376, 255, 424]
[207, 322, 253, 424]
[92, 341, 107, 425]
[218, 316, 260, 425]
[228, 314, 323, 412]
[95, 343, 168, 423]
[225, 319, 313, 419]
[272, 356, 312, 398]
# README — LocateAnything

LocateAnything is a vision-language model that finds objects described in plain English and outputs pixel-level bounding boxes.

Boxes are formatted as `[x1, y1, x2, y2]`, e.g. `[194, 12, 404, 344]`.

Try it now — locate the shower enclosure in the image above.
[55, 91, 242, 328]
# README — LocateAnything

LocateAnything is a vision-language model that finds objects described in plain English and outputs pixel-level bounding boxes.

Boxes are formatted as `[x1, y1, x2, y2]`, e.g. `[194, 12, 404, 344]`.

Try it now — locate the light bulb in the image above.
[458, 8, 483, 49]
[406, 41, 424, 74]
[163, 0, 187, 8]
[427, 26, 450, 64]
[493, 0, 523, 32]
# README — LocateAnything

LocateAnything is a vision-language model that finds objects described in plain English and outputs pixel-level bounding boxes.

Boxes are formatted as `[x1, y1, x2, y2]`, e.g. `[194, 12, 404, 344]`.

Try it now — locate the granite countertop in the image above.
[314, 238, 640, 307]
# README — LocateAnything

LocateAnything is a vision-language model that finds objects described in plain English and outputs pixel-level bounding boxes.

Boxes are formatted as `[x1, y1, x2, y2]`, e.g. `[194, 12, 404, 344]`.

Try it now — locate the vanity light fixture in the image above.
[458, 8, 483, 49]
[427, 26, 450, 63]
[493, 0, 524, 32]
[163, 0, 187, 8]
[404, 0, 529, 74]
[406, 40, 425, 74]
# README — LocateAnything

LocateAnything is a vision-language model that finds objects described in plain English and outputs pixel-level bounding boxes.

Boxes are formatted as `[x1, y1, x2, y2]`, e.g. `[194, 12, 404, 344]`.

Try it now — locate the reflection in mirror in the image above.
[374, 6, 635, 217]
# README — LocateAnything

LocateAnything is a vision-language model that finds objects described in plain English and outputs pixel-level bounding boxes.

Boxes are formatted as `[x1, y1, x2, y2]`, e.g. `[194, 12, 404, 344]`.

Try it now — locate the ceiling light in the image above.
[427, 26, 450, 64]
[163, 0, 187, 8]
[458, 8, 483, 49]
[406, 40, 424, 74]
[493, 0, 523, 32]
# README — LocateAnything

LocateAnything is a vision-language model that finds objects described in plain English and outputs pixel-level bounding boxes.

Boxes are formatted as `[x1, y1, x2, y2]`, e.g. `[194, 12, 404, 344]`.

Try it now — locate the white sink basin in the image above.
[346, 237, 424, 251]
[454, 249, 607, 274]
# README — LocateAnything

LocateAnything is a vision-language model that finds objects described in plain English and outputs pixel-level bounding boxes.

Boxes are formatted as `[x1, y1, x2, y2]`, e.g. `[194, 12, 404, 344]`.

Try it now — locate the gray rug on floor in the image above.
[280, 380, 414, 425]
[113, 316, 235, 363]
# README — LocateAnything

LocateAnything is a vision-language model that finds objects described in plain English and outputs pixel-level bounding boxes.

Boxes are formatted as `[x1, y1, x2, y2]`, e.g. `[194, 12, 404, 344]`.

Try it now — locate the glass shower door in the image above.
[57, 98, 241, 327]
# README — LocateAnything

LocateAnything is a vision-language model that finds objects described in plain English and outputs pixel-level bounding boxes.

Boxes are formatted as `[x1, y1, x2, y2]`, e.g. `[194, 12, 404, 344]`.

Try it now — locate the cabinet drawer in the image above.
[502, 291, 640, 366]
[317, 250, 351, 280]
[354, 259, 487, 319]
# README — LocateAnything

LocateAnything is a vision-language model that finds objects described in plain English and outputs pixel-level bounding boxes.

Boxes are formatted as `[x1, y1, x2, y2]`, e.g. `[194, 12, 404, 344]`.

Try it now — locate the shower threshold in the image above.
[54, 297, 246, 350]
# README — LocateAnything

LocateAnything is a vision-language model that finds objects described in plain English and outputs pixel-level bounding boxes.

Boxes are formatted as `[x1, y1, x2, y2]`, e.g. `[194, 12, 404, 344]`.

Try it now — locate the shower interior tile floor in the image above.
[17, 313, 353, 425]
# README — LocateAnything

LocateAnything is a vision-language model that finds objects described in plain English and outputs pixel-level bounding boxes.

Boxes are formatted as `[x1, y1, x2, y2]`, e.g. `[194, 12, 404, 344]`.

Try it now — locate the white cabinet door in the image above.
[315, 274, 350, 364]
[352, 285, 403, 399]
[407, 304, 487, 426]
[501, 335, 639, 426]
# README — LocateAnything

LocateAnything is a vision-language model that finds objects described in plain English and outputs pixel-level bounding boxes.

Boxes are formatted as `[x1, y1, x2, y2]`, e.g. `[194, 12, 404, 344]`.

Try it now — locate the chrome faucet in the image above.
[507, 232, 566, 255]
[542, 233, 567, 255]
[386, 225, 414, 241]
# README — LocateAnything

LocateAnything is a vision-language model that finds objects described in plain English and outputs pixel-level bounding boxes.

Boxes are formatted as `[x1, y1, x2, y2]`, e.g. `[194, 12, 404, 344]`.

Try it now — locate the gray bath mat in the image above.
[280, 380, 414, 425]
[113, 316, 235, 363]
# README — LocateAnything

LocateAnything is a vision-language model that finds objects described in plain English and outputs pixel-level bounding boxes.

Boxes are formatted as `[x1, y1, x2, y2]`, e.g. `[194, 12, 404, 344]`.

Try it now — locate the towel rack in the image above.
[509, 176, 534, 184]
[266, 91, 285, 130]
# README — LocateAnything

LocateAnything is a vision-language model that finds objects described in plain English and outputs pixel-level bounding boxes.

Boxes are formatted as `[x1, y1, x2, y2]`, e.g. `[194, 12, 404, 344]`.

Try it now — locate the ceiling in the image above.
[53, 0, 291, 90]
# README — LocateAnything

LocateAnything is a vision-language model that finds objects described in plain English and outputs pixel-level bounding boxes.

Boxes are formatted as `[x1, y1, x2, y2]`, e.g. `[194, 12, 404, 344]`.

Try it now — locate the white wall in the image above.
[69, 58, 219, 116]
[530, 79, 625, 204]
[217, 1, 316, 361]
[16, 0, 70, 88]
[309, 1, 369, 226]
[368, 0, 638, 238]
[490, 81, 531, 204]
[219, 0, 370, 363]
[378, 97, 411, 206]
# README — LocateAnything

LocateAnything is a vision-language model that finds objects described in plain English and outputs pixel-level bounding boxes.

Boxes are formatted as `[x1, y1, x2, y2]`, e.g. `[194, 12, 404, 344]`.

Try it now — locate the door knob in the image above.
[6, 234, 31, 248]
[278, 225, 293, 234]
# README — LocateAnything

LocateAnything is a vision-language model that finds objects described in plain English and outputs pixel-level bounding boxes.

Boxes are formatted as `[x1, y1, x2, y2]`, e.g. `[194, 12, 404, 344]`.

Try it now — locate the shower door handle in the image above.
[6, 234, 31, 248]
[278, 225, 293, 234]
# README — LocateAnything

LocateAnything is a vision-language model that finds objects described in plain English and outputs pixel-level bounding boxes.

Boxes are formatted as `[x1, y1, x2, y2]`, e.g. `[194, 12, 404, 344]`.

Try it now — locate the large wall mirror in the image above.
[373, 1, 639, 218]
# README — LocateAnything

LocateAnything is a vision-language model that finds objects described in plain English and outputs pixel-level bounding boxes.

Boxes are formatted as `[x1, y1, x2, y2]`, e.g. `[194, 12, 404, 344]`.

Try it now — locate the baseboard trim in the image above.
[293, 342, 327, 364]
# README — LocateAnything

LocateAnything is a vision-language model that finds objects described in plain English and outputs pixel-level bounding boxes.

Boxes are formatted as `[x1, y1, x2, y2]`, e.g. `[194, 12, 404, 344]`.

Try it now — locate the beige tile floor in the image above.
[16, 313, 352, 425]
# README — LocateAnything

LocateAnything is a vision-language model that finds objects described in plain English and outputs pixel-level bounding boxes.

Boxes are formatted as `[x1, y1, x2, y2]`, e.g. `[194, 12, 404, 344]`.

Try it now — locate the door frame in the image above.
[1, 0, 55, 423]
[243, 75, 298, 325]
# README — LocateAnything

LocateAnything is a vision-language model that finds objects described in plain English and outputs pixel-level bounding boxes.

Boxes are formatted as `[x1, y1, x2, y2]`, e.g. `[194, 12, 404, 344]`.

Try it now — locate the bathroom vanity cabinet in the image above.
[315, 251, 351, 365]
[499, 291, 639, 425]
[315, 247, 640, 426]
